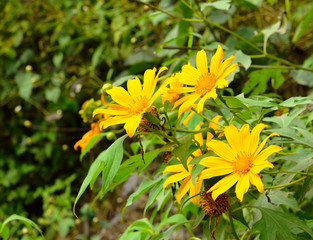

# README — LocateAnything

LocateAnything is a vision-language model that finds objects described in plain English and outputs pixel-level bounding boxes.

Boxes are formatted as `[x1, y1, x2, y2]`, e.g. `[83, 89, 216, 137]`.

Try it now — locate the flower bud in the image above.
[102, 83, 113, 93]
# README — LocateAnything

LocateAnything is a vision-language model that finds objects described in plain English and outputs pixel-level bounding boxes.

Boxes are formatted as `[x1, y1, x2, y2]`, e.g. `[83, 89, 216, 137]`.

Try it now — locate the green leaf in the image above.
[291, 70, 313, 87]
[252, 207, 313, 240]
[0, 214, 43, 237]
[223, 96, 250, 112]
[172, 134, 194, 171]
[101, 135, 128, 192]
[201, 0, 231, 10]
[229, 202, 250, 229]
[128, 218, 154, 235]
[122, 177, 162, 221]
[233, 50, 251, 70]
[80, 133, 108, 160]
[53, 52, 63, 68]
[292, 5, 313, 42]
[235, 94, 279, 108]
[15, 71, 33, 100]
[261, 21, 280, 54]
[73, 135, 127, 215]
[270, 128, 313, 148]
[0, 224, 10, 240]
[144, 176, 166, 214]
[279, 96, 313, 107]
[45, 87, 61, 103]
[91, 43, 105, 70]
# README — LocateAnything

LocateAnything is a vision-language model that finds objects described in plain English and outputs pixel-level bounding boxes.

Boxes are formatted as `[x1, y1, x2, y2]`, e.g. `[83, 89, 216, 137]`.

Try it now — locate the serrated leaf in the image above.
[279, 96, 313, 107]
[233, 50, 251, 70]
[270, 128, 313, 148]
[223, 96, 250, 112]
[252, 207, 313, 240]
[73, 135, 127, 215]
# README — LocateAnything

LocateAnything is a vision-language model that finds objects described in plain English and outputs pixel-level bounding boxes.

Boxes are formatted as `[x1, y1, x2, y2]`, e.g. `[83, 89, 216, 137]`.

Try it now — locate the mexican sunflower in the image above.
[93, 67, 168, 138]
[170, 45, 238, 117]
[162, 118, 221, 206]
[161, 73, 183, 104]
[199, 123, 282, 202]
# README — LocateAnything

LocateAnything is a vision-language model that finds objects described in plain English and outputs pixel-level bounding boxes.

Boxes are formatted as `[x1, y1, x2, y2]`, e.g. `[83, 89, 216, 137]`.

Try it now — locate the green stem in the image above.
[165, 127, 209, 133]
[191, 108, 226, 128]
[263, 176, 307, 190]
[263, 170, 313, 176]
[229, 212, 240, 240]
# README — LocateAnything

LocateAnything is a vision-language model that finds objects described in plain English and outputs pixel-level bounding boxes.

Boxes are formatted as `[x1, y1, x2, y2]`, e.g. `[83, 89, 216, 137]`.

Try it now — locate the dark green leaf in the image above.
[172, 134, 194, 171]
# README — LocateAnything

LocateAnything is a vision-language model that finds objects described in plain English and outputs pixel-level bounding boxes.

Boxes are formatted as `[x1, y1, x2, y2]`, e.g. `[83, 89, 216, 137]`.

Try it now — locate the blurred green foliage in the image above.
[1, 0, 313, 239]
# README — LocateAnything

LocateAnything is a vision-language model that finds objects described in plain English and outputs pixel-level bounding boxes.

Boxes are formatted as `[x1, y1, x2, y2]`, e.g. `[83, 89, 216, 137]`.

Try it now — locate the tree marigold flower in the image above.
[93, 67, 169, 138]
[200, 123, 282, 202]
[170, 46, 238, 117]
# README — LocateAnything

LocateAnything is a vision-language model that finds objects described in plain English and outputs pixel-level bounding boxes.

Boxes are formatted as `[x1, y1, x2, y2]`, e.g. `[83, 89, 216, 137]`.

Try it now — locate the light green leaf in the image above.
[0, 214, 43, 237]
[144, 176, 166, 214]
[291, 70, 313, 87]
[80, 133, 108, 160]
[0, 224, 10, 240]
[128, 218, 154, 235]
[201, 0, 231, 10]
[292, 5, 313, 42]
[262, 21, 280, 54]
[45, 87, 61, 103]
[15, 71, 33, 100]
[53, 52, 63, 68]
[270, 128, 313, 148]
[252, 207, 313, 240]
[279, 96, 313, 107]
[73, 135, 127, 215]
[113, 75, 136, 87]
[233, 50, 251, 70]
[122, 178, 162, 220]
[91, 43, 105, 70]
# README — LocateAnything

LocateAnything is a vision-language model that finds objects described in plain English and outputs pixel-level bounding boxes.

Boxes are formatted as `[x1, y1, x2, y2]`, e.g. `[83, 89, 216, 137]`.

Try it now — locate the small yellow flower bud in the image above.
[22, 227, 29, 235]
[24, 120, 32, 128]
[62, 144, 68, 151]
[14, 105, 22, 113]
[130, 37, 137, 43]
[92, 217, 99, 223]
[25, 65, 32, 72]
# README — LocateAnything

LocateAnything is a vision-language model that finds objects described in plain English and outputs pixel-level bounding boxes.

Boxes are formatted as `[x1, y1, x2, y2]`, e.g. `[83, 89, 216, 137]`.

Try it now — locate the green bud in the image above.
[102, 83, 113, 93]
[106, 132, 116, 141]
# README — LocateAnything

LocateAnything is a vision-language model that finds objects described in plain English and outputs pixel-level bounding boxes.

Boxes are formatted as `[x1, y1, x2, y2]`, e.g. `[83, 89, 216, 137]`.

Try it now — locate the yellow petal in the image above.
[93, 106, 129, 116]
[163, 171, 189, 188]
[240, 124, 250, 154]
[124, 114, 142, 138]
[163, 164, 186, 174]
[210, 45, 223, 76]
[199, 156, 231, 167]
[196, 50, 208, 73]
[99, 115, 129, 130]
[127, 77, 142, 99]
[182, 111, 195, 128]
[207, 140, 237, 162]
[189, 177, 203, 206]
[210, 172, 240, 200]
[209, 115, 222, 130]
[180, 65, 200, 85]
[142, 68, 157, 99]
[194, 122, 204, 146]
[249, 172, 264, 193]
[107, 87, 133, 107]
[253, 145, 282, 165]
[248, 123, 267, 154]
[200, 166, 234, 180]
[224, 124, 242, 153]
[250, 161, 274, 174]
[178, 93, 201, 117]
[206, 88, 217, 100]
[176, 176, 192, 204]
[167, 87, 195, 94]
[219, 63, 238, 80]
[235, 173, 250, 202]
[172, 92, 196, 110]
[215, 78, 229, 89]
[196, 94, 208, 113]
[253, 133, 279, 157]
[217, 55, 235, 77]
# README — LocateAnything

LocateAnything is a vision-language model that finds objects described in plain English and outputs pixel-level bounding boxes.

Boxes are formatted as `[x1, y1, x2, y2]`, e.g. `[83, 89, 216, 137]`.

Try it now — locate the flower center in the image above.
[195, 73, 217, 96]
[234, 153, 253, 175]
[129, 96, 149, 115]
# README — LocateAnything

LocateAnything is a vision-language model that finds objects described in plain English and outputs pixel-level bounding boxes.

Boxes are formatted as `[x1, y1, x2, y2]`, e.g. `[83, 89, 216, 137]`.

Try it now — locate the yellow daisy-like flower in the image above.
[161, 73, 183, 104]
[199, 123, 282, 202]
[163, 122, 209, 206]
[171, 45, 238, 117]
[93, 67, 168, 138]
[74, 119, 102, 153]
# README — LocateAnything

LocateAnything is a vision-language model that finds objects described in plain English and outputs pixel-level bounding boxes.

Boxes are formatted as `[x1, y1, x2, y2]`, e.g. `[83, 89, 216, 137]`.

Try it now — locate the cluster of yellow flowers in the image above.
[76, 45, 282, 205]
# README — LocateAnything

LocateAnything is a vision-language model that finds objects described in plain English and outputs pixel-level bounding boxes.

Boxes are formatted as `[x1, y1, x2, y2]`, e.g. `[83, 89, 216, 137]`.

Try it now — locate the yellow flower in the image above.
[199, 123, 282, 202]
[163, 123, 206, 206]
[93, 67, 168, 138]
[161, 73, 183, 104]
[171, 46, 238, 117]
[74, 119, 102, 152]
